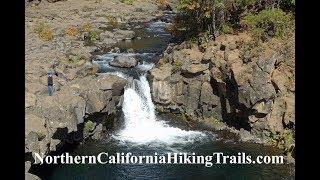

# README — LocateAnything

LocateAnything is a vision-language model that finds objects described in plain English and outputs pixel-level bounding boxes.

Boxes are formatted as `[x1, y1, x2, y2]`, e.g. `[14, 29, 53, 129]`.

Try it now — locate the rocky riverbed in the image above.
[25, 0, 176, 178]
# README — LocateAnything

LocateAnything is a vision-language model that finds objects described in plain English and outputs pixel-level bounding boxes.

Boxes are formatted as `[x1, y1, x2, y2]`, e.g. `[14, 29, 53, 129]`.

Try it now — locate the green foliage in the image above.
[106, 15, 118, 26]
[219, 23, 233, 34]
[181, 113, 187, 121]
[89, 31, 99, 40]
[174, 0, 294, 41]
[204, 116, 221, 125]
[264, 129, 295, 150]
[172, 59, 183, 73]
[58, 54, 85, 66]
[242, 41, 259, 58]
[243, 9, 292, 40]
[173, 60, 183, 67]
[158, 58, 167, 66]
[34, 21, 46, 33]
[84, 120, 95, 138]
[36, 131, 46, 140]
[187, 36, 198, 43]
[120, 0, 134, 5]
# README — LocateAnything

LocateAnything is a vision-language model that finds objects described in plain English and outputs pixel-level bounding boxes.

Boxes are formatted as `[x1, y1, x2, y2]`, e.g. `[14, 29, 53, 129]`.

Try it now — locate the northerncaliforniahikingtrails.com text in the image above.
[34, 152, 284, 167]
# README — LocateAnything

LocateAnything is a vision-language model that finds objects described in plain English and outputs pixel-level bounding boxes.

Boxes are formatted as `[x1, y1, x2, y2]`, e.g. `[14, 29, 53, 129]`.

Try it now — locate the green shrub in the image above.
[264, 129, 294, 150]
[172, 60, 183, 72]
[34, 21, 46, 33]
[220, 23, 233, 34]
[89, 31, 99, 40]
[106, 16, 119, 27]
[243, 9, 292, 40]
[173, 60, 183, 67]
[84, 120, 95, 138]
[36, 131, 46, 140]
[187, 36, 198, 44]
[158, 58, 167, 65]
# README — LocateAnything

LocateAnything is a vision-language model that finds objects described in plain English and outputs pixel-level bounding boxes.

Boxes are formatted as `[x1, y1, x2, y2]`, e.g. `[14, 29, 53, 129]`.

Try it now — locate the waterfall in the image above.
[113, 74, 206, 145]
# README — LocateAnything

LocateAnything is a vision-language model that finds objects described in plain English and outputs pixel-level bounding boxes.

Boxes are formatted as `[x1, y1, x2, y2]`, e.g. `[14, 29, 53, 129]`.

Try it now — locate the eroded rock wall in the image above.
[149, 34, 295, 147]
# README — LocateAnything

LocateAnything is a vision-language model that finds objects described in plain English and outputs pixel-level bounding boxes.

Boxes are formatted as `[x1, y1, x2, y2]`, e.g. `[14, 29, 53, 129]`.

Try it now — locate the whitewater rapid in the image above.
[113, 75, 206, 145]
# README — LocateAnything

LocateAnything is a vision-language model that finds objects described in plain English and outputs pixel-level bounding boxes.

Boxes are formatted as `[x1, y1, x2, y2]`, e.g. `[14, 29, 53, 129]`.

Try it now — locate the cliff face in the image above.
[25, 74, 127, 172]
[149, 33, 295, 154]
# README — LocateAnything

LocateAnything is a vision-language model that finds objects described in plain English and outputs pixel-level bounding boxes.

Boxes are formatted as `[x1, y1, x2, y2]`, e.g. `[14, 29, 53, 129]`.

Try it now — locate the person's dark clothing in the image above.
[48, 76, 53, 86]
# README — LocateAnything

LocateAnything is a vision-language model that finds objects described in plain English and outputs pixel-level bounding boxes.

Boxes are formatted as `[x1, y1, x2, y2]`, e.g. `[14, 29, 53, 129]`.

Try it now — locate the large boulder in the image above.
[109, 56, 138, 68]
[25, 114, 46, 136]
[150, 63, 173, 81]
[182, 63, 209, 74]
[114, 30, 135, 41]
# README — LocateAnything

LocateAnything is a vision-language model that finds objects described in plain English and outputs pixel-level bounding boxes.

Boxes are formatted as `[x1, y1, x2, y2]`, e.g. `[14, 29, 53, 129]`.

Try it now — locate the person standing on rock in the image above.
[47, 72, 55, 96]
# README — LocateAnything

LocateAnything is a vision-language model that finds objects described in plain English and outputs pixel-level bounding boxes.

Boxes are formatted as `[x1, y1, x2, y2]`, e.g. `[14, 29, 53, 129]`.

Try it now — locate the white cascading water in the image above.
[113, 75, 206, 145]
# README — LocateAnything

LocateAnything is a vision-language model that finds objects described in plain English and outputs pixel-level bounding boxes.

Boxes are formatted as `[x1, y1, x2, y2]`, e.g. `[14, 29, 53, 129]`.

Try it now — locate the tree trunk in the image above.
[211, 0, 216, 39]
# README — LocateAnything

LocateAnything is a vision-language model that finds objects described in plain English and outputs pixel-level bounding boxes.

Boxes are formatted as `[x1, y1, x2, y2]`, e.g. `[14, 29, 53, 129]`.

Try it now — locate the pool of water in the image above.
[35, 129, 294, 180]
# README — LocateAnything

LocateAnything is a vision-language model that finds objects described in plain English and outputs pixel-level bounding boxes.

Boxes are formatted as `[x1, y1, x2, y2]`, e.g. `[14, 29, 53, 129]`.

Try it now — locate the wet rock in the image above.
[238, 128, 255, 142]
[110, 47, 121, 53]
[127, 48, 135, 53]
[109, 56, 138, 68]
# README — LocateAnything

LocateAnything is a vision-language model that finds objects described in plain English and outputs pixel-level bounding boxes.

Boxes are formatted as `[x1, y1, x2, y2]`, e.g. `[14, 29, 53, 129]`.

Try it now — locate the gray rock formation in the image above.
[109, 56, 138, 68]
[25, 74, 127, 165]
[149, 37, 295, 146]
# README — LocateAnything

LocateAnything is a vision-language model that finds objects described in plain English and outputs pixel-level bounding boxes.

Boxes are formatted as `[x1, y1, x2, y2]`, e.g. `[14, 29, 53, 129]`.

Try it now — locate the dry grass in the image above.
[65, 26, 80, 36]
[39, 28, 53, 41]
[158, 0, 167, 9]
[34, 21, 53, 41]
[82, 22, 91, 32]
[91, 64, 98, 74]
